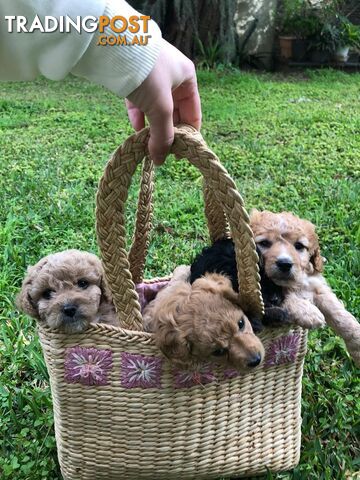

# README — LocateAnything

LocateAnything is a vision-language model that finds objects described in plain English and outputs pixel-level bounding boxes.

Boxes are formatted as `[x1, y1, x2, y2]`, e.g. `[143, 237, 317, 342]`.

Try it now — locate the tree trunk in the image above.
[130, 0, 238, 64]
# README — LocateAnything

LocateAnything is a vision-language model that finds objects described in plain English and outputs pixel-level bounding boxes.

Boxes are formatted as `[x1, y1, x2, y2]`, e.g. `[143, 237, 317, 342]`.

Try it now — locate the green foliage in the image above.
[279, 0, 334, 38]
[196, 33, 223, 70]
[338, 16, 360, 49]
[279, 0, 325, 37]
[279, 0, 360, 53]
[310, 21, 341, 52]
[0, 71, 359, 479]
[309, 14, 360, 52]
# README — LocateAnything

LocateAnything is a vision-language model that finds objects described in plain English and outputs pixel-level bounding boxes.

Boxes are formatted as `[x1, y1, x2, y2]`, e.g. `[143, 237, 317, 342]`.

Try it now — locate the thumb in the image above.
[125, 99, 145, 131]
[146, 97, 174, 166]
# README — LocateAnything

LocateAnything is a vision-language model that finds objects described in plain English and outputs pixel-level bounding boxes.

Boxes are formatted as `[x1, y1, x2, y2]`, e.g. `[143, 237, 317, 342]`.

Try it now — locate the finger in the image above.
[174, 79, 202, 130]
[125, 99, 145, 131]
[146, 97, 174, 166]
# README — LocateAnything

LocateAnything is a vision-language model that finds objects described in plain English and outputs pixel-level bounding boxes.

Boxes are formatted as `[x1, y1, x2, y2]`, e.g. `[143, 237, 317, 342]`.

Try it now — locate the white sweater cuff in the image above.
[72, 0, 162, 97]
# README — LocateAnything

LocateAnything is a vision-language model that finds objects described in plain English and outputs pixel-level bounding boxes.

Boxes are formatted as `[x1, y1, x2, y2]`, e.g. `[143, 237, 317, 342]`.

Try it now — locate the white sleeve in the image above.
[72, 0, 163, 97]
[0, 0, 162, 97]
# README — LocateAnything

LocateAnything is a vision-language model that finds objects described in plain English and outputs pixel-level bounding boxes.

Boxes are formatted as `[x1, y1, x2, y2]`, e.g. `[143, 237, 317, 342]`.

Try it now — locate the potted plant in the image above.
[334, 17, 360, 62]
[308, 21, 339, 63]
[278, 0, 322, 61]
[278, 0, 304, 59]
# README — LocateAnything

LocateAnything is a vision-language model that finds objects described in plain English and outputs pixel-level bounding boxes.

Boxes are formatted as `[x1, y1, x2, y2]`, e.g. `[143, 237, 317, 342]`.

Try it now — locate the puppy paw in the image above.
[171, 265, 191, 283]
[291, 302, 326, 329]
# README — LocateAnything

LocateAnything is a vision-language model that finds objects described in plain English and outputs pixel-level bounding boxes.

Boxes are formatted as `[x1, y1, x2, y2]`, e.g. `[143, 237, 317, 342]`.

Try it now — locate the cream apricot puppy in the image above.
[17, 250, 118, 333]
[144, 266, 265, 370]
[250, 210, 358, 349]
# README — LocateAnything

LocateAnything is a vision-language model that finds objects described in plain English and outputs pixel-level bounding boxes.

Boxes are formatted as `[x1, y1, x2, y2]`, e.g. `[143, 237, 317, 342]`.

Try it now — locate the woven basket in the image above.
[38, 125, 307, 480]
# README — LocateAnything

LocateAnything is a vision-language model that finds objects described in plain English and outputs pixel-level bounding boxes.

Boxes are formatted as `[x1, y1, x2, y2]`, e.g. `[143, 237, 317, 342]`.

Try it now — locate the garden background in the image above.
[0, 69, 359, 479]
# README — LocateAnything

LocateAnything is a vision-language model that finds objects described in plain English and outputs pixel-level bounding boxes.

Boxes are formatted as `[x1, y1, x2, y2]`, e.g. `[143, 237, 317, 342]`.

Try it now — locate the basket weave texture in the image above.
[38, 125, 307, 480]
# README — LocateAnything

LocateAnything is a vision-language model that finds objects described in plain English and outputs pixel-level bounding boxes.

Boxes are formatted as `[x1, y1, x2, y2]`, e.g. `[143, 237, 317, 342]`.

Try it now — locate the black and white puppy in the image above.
[190, 238, 291, 332]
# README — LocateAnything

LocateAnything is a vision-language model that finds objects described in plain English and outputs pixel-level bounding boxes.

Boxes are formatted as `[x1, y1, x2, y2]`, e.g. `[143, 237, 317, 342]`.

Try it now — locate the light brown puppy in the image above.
[143, 266, 265, 370]
[17, 250, 119, 333]
[250, 210, 357, 336]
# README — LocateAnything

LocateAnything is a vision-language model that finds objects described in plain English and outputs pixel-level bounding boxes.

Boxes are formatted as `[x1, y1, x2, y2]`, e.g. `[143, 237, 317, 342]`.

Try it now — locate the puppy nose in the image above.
[62, 304, 77, 317]
[247, 353, 262, 368]
[276, 258, 293, 272]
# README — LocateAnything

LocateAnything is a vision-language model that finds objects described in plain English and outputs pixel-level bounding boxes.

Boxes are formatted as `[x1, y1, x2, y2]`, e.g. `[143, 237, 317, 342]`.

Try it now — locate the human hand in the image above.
[125, 40, 202, 165]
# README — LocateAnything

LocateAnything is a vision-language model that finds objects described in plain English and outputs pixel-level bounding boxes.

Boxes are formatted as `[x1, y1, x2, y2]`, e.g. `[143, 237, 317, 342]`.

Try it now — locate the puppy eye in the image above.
[77, 279, 89, 289]
[238, 318, 245, 330]
[42, 289, 54, 300]
[258, 239, 272, 248]
[294, 242, 306, 251]
[212, 348, 228, 357]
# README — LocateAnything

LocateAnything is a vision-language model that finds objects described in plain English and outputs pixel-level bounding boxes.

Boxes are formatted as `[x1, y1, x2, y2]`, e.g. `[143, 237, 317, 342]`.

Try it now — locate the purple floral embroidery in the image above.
[65, 347, 113, 386]
[121, 353, 162, 388]
[264, 334, 300, 368]
[174, 364, 216, 389]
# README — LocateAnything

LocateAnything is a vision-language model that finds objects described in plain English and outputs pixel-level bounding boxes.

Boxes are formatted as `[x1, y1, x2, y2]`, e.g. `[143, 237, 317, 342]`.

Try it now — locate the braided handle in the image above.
[96, 125, 263, 331]
[128, 155, 154, 284]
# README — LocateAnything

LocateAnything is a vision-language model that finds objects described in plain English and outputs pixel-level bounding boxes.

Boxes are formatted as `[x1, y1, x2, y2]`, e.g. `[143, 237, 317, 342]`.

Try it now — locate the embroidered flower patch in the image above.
[65, 346, 113, 386]
[121, 353, 162, 389]
[264, 334, 300, 368]
[174, 364, 216, 389]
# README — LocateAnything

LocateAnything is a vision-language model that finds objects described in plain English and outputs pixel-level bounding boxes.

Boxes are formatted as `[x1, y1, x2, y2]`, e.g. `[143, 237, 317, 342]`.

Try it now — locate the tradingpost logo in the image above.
[3, 15, 152, 46]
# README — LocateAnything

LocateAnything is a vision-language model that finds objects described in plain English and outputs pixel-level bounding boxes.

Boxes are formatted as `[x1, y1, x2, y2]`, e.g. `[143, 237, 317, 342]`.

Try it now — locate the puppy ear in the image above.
[303, 221, 323, 273]
[310, 245, 324, 273]
[100, 275, 113, 305]
[150, 282, 193, 364]
[16, 264, 42, 319]
[249, 208, 261, 225]
[16, 289, 39, 319]
[157, 326, 192, 363]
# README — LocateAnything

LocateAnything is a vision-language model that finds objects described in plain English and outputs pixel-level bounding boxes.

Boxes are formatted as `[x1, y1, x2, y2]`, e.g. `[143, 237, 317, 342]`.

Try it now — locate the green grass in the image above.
[0, 69, 359, 479]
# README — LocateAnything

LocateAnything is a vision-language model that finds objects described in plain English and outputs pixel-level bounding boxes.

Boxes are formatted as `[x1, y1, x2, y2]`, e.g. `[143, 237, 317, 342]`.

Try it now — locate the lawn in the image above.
[0, 69, 359, 479]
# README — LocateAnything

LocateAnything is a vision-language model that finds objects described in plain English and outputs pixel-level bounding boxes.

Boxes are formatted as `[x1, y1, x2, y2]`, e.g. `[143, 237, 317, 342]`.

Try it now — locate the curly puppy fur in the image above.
[190, 238, 290, 331]
[143, 266, 265, 370]
[250, 209, 326, 329]
[17, 250, 119, 333]
[250, 209, 358, 337]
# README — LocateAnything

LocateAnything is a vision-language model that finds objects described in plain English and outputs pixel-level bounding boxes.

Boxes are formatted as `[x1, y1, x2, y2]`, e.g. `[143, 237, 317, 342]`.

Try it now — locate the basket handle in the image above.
[96, 125, 263, 331]
[128, 155, 154, 284]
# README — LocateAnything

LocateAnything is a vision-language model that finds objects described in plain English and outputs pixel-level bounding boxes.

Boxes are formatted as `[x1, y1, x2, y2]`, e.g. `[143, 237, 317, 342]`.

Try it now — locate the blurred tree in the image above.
[130, 0, 239, 64]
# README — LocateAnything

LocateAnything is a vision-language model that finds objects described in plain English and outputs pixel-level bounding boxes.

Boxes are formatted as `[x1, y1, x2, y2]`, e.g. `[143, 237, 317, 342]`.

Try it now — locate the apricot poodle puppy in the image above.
[250, 210, 356, 332]
[17, 250, 119, 333]
[143, 266, 265, 370]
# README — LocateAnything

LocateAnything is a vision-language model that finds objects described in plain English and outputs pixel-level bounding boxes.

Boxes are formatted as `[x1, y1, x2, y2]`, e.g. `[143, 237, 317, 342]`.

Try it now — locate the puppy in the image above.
[143, 266, 265, 370]
[17, 250, 119, 333]
[190, 238, 291, 330]
[250, 209, 353, 330]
